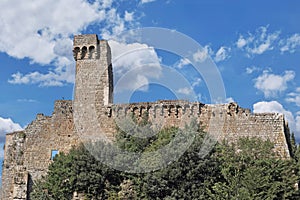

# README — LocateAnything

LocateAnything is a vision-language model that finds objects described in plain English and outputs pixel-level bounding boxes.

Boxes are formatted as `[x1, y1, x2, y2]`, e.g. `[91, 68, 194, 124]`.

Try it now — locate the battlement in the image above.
[73, 34, 111, 62]
[73, 34, 99, 46]
[108, 100, 203, 119]
[1, 35, 292, 200]
[73, 34, 99, 61]
[107, 101, 252, 119]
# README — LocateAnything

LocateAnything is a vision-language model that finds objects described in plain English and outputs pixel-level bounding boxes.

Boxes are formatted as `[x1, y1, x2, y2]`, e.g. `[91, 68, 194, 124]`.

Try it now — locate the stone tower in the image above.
[73, 34, 115, 140]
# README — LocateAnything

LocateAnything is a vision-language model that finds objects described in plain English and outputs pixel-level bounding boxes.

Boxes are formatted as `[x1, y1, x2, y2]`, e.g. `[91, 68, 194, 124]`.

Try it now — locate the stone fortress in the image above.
[1, 34, 292, 200]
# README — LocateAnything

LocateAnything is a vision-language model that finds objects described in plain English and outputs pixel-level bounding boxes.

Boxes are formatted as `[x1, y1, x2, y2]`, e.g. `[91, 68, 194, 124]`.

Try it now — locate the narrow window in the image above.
[51, 150, 59, 160]
[89, 46, 95, 59]
[81, 46, 87, 59]
[73, 47, 80, 60]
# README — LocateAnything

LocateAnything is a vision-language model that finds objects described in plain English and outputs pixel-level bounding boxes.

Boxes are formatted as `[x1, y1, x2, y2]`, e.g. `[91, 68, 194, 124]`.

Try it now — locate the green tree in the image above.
[209, 137, 299, 200]
[31, 118, 300, 200]
[133, 121, 220, 199]
[31, 144, 122, 200]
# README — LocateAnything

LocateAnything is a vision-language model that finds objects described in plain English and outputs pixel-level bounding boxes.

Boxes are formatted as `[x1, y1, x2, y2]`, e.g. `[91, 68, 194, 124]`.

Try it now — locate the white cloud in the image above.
[109, 40, 162, 93]
[280, 33, 300, 53]
[254, 70, 295, 98]
[140, 0, 157, 4]
[2, 1, 137, 87]
[236, 35, 252, 48]
[8, 63, 75, 87]
[101, 8, 126, 38]
[214, 46, 231, 62]
[192, 77, 202, 87]
[193, 45, 213, 63]
[192, 45, 230, 63]
[100, 8, 137, 40]
[253, 101, 297, 135]
[286, 87, 300, 107]
[0, 0, 106, 65]
[246, 66, 260, 74]
[236, 26, 280, 56]
[237, 26, 300, 55]
[176, 58, 191, 68]
[176, 87, 193, 95]
[0, 117, 23, 143]
[124, 11, 134, 22]
[101, 0, 114, 8]
[17, 99, 38, 103]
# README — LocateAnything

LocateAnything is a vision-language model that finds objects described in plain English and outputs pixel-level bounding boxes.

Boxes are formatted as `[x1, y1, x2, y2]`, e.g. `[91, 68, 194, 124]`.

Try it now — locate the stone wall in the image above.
[2, 100, 291, 199]
[107, 101, 290, 157]
[2, 131, 27, 200]
[1, 100, 79, 200]
[1, 34, 292, 199]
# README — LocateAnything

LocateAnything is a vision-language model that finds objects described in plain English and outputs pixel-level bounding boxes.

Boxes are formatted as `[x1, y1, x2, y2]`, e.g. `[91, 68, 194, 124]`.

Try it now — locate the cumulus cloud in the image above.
[246, 66, 260, 74]
[109, 40, 162, 93]
[286, 87, 300, 107]
[100, 8, 132, 39]
[280, 33, 300, 53]
[101, 0, 114, 8]
[0, 0, 106, 64]
[236, 35, 253, 48]
[192, 45, 231, 63]
[236, 26, 280, 56]
[2, 0, 138, 87]
[192, 77, 202, 87]
[176, 87, 193, 95]
[193, 45, 213, 63]
[176, 58, 191, 69]
[214, 46, 231, 62]
[254, 70, 295, 98]
[0, 117, 23, 143]
[237, 26, 300, 56]
[253, 101, 297, 135]
[124, 11, 134, 22]
[8, 63, 75, 87]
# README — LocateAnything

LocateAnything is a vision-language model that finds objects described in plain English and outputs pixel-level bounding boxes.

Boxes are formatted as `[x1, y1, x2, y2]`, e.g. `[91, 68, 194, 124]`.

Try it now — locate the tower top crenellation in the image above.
[73, 34, 99, 46]
[73, 34, 102, 61]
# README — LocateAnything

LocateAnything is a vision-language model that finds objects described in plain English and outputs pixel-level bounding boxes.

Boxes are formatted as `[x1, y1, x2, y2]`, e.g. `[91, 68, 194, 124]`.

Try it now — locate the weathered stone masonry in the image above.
[1, 34, 292, 200]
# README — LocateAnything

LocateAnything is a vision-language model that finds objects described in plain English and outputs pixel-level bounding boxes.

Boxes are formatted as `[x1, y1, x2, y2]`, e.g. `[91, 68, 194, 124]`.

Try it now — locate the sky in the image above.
[1, 0, 300, 180]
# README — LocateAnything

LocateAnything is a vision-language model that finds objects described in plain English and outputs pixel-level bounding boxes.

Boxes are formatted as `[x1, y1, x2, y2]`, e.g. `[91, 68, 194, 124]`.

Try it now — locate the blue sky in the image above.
[1, 0, 300, 179]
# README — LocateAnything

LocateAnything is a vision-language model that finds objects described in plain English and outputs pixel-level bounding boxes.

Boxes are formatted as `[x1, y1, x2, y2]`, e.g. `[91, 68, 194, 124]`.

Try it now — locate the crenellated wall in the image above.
[1, 100, 291, 199]
[106, 101, 290, 157]
[1, 34, 292, 199]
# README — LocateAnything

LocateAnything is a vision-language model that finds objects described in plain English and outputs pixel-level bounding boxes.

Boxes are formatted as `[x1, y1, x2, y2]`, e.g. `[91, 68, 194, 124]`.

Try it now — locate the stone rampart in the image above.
[1, 34, 292, 199]
[107, 101, 290, 157]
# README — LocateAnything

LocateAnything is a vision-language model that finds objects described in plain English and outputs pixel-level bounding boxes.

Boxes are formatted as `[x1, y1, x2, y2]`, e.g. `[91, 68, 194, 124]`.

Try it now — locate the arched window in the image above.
[73, 47, 80, 60]
[81, 46, 87, 59]
[89, 46, 95, 59]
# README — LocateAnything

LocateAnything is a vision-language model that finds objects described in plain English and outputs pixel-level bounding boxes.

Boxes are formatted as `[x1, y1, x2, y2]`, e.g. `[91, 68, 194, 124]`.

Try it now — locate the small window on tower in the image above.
[51, 150, 59, 160]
